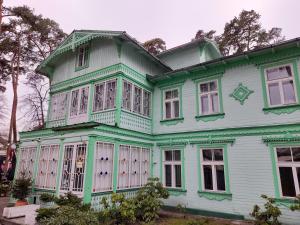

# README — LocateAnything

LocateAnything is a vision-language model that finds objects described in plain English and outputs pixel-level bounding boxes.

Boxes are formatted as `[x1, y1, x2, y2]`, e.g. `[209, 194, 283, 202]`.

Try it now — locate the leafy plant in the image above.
[250, 195, 281, 225]
[11, 172, 32, 201]
[36, 207, 58, 223]
[290, 195, 300, 211]
[0, 180, 11, 196]
[134, 177, 169, 223]
[40, 193, 56, 203]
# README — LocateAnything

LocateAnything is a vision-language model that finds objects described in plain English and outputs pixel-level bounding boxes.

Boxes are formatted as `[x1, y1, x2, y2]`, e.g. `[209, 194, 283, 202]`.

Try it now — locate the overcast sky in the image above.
[2, 0, 300, 131]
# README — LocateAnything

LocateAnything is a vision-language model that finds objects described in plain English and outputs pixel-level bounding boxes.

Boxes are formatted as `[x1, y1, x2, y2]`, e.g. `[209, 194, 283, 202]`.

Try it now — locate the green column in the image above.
[32, 141, 41, 193]
[112, 141, 120, 192]
[115, 76, 123, 127]
[56, 138, 65, 196]
[88, 83, 95, 121]
[83, 135, 96, 203]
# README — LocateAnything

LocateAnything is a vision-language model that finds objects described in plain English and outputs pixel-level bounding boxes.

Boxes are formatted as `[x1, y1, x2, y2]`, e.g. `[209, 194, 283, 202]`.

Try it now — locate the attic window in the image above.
[75, 45, 89, 70]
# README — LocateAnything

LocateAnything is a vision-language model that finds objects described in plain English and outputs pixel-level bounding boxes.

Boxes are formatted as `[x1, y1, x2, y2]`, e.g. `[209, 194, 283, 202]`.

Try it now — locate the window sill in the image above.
[75, 64, 89, 72]
[195, 113, 225, 122]
[263, 104, 300, 115]
[166, 188, 187, 196]
[274, 197, 297, 208]
[91, 190, 113, 196]
[198, 191, 232, 201]
[160, 117, 184, 126]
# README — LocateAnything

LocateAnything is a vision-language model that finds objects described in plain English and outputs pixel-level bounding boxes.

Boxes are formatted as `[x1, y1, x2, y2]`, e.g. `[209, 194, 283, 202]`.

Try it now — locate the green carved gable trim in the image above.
[197, 191, 232, 201]
[230, 83, 254, 105]
[262, 132, 300, 144]
[189, 137, 235, 145]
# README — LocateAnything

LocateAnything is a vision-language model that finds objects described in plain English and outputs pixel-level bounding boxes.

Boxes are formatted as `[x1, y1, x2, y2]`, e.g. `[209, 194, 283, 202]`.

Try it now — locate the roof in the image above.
[149, 37, 300, 82]
[36, 30, 172, 75]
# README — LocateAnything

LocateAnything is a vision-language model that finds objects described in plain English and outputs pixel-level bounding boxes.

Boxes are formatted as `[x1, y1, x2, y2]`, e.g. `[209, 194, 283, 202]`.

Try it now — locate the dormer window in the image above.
[75, 45, 89, 70]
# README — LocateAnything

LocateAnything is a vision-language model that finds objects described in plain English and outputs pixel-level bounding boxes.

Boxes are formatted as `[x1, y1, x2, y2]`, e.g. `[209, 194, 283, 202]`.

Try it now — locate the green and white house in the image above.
[16, 30, 300, 223]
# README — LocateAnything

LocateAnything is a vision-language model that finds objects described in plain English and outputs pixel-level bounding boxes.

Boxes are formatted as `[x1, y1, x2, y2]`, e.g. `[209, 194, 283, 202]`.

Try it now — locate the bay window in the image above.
[163, 150, 182, 188]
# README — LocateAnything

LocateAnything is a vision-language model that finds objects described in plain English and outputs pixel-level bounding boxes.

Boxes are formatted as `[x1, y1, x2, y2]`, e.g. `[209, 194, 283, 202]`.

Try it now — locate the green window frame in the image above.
[194, 74, 225, 122]
[260, 60, 300, 114]
[160, 83, 184, 126]
[75, 44, 90, 71]
[197, 144, 232, 201]
[159, 146, 186, 196]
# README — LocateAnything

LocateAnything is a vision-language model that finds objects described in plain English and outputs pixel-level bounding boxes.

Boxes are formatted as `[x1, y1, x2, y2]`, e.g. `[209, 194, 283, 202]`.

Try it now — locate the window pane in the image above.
[216, 165, 225, 191]
[173, 150, 181, 161]
[268, 83, 281, 105]
[165, 102, 171, 119]
[143, 90, 151, 116]
[279, 167, 296, 197]
[214, 149, 223, 161]
[83, 46, 89, 66]
[79, 87, 89, 114]
[210, 81, 217, 91]
[165, 151, 172, 161]
[211, 93, 219, 113]
[200, 83, 209, 93]
[173, 101, 179, 118]
[122, 81, 131, 111]
[282, 81, 296, 104]
[165, 165, 172, 187]
[277, 148, 292, 162]
[203, 165, 213, 190]
[297, 167, 300, 190]
[172, 90, 178, 98]
[203, 150, 212, 161]
[106, 80, 116, 109]
[201, 95, 209, 114]
[165, 91, 172, 100]
[292, 148, 300, 162]
[133, 86, 142, 114]
[175, 165, 182, 188]
[70, 90, 79, 116]
[94, 84, 104, 112]
[267, 66, 292, 81]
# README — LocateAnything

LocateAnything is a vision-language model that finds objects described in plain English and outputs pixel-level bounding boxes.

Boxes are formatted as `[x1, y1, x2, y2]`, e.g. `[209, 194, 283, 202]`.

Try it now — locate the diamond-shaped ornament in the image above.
[230, 83, 254, 105]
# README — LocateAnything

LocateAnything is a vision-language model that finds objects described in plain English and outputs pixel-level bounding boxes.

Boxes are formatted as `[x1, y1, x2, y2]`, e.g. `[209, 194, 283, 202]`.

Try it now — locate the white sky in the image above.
[2, 0, 300, 131]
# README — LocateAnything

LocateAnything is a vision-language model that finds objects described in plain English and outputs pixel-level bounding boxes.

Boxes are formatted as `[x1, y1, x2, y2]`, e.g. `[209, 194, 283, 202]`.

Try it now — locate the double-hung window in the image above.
[275, 147, 300, 197]
[163, 150, 182, 188]
[76, 45, 89, 69]
[265, 65, 297, 106]
[199, 80, 219, 115]
[164, 89, 180, 119]
[93, 79, 116, 112]
[201, 148, 225, 192]
[50, 92, 68, 121]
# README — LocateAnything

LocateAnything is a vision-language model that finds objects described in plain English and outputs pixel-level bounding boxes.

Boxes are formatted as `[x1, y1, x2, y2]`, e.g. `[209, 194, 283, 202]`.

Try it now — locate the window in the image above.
[93, 79, 116, 112]
[17, 146, 37, 178]
[70, 86, 89, 117]
[265, 65, 297, 106]
[199, 80, 219, 115]
[121, 80, 151, 117]
[50, 92, 68, 121]
[117, 145, 150, 189]
[76, 45, 89, 69]
[93, 142, 114, 192]
[164, 89, 180, 119]
[200, 149, 225, 192]
[163, 150, 182, 188]
[275, 147, 300, 197]
[133, 86, 142, 114]
[35, 145, 60, 189]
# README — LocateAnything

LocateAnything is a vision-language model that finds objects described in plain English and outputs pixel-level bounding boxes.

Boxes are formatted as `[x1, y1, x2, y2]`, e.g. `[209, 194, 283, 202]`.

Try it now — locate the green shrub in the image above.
[54, 192, 91, 211]
[0, 180, 11, 196]
[40, 193, 56, 203]
[290, 195, 300, 211]
[11, 173, 32, 201]
[36, 207, 58, 223]
[134, 177, 169, 223]
[250, 195, 281, 225]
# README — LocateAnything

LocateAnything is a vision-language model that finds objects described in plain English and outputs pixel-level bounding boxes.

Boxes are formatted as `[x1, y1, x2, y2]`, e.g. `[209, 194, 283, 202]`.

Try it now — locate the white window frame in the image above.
[275, 146, 300, 197]
[17, 146, 37, 179]
[162, 149, 182, 189]
[76, 44, 89, 68]
[163, 88, 180, 120]
[50, 92, 68, 121]
[200, 148, 226, 192]
[264, 64, 298, 107]
[93, 79, 117, 112]
[199, 80, 220, 115]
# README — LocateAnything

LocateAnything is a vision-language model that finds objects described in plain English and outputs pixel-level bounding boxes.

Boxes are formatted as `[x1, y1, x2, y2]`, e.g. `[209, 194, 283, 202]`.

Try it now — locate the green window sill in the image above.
[75, 64, 89, 72]
[263, 104, 300, 115]
[275, 197, 297, 208]
[195, 113, 225, 122]
[198, 191, 232, 201]
[160, 117, 184, 126]
[166, 188, 187, 196]
[91, 190, 113, 196]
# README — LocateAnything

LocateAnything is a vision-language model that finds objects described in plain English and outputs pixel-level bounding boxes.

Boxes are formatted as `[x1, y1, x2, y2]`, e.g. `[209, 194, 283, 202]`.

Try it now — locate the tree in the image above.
[218, 10, 284, 55]
[0, 92, 7, 124]
[194, 29, 216, 40]
[143, 38, 166, 55]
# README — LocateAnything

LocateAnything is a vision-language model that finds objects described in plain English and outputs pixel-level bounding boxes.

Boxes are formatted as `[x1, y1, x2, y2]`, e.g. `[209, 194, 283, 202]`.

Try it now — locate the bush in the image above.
[290, 195, 300, 211]
[0, 180, 11, 196]
[11, 173, 32, 201]
[40, 193, 56, 203]
[134, 177, 169, 223]
[36, 207, 58, 223]
[250, 195, 281, 225]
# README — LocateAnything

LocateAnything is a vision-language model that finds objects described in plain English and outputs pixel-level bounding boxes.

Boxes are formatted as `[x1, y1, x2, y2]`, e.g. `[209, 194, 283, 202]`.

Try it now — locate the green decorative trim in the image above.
[162, 205, 244, 220]
[160, 117, 184, 126]
[83, 136, 96, 203]
[262, 132, 300, 144]
[88, 83, 94, 121]
[275, 198, 297, 208]
[115, 76, 123, 127]
[167, 188, 187, 196]
[112, 141, 119, 192]
[56, 139, 64, 195]
[74, 43, 90, 72]
[32, 141, 41, 189]
[230, 83, 254, 105]
[197, 191, 232, 201]
[263, 104, 300, 115]
[195, 113, 225, 122]
[156, 140, 188, 147]
[189, 137, 235, 145]
[197, 144, 231, 198]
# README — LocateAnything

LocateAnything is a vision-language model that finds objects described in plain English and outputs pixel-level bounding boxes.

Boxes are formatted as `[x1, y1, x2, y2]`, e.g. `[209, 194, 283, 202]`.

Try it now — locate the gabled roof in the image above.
[37, 30, 172, 76]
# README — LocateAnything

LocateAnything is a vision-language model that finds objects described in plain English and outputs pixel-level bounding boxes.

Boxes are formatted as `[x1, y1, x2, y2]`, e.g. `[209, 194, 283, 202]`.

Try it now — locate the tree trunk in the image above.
[0, 0, 3, 33]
